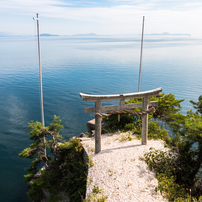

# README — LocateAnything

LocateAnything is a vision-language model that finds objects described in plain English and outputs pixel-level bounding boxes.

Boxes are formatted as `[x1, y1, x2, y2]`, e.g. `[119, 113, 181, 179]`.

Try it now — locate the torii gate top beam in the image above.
[80, 87, 163, 102]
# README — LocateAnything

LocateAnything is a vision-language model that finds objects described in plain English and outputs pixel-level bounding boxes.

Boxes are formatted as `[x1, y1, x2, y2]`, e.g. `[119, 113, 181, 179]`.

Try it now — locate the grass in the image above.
[88, 156, 94, 167]
[116, 132, 136, 142]
[104, 139, 111, 145]
[108, 169, 118, 176]
[84, 186, 108, 202]
[90, 147, 95, 152]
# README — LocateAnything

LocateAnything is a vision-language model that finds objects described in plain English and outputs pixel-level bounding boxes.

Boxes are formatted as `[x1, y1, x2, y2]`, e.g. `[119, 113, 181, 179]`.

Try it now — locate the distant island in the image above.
[72, 33, 97, 37]
[149, 32, 190, 36]
[0, 32, 191, 38]
[40, 33, 59, 37]
[40, 33, 98, 37]
[0, 32, 15, 37]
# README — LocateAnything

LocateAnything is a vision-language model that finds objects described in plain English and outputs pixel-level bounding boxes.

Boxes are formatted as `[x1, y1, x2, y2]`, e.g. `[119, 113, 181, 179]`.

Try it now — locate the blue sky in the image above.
[0, 0, 202, 36]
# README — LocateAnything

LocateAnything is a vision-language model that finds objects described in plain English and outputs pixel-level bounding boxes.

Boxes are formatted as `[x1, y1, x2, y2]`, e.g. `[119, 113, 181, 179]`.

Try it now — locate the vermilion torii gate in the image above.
[80, 87, 163, 154]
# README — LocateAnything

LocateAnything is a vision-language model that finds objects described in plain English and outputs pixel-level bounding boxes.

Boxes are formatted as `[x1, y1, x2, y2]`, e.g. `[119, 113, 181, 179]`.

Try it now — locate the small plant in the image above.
[85, 131, 92, 137]
[108, 169, 117, 176]
[108, 169, 113, 176]
[128, 134, 132, 141]
[117, 132, 134, 142]
[130, 158, 136, 162]
[104, 139, 111, 145]
[84, 186, 108, 202]
[88, 156, 94, 167]
[92, 186, 102, 194]
[138, 156, 144, 161]
[90, 147, 95, 152]
[124, 123, 135, 132]
[87, 177, 93, 186]
[127, 183, 131, 187]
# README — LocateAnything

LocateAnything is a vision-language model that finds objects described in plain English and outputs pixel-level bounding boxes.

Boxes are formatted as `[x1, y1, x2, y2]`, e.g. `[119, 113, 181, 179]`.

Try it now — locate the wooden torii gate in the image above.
[80, 87, 162, 154]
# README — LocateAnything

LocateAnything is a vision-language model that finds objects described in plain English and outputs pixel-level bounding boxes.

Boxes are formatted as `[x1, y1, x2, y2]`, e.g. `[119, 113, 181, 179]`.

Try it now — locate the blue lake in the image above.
[0, 35, 202, 201]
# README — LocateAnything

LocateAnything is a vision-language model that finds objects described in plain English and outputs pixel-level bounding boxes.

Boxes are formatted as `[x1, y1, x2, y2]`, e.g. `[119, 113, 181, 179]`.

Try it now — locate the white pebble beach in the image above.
[81, 132, 168, 202]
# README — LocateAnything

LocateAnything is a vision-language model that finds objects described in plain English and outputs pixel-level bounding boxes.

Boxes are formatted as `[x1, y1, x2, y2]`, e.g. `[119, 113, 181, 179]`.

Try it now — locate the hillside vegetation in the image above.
[104, 93, 202, 201]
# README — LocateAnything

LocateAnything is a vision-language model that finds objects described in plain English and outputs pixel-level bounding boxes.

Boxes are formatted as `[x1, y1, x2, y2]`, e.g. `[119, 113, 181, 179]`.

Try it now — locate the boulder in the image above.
[87, 119, 95, 134]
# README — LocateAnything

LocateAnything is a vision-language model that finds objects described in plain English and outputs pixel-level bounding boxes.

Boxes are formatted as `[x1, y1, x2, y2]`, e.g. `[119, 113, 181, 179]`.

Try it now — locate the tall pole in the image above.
[138, 16, 145, 92]
[33, 14, 46, 157]
[34, 13, 45, 126]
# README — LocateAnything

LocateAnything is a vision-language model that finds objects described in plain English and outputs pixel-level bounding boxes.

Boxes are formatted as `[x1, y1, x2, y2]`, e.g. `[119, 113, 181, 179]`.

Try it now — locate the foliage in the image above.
[144, 147, 175, 175]
[132, 120, 169, 141]
[148, 120, 168, 140]
[123, 123, 135, 132]
[152, 93, 184, 123]
[102, 113, 135, 132]
[83, 186, 108, 202]
[190, 95, 202, 115]
[88, 156, 94, 167]
[19, 116, 87, 202]
[142, 95, 202, 201]
[157, 173, 188, 201]
[143, 144, 202, 201]
[103, 92, 202, 201]
[103, 93, 184, 136]
[174, 196, 202, 202]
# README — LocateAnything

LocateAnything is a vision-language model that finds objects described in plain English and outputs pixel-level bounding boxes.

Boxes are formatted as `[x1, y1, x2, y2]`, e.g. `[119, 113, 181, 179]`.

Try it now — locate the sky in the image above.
[0, 0, 202, 36]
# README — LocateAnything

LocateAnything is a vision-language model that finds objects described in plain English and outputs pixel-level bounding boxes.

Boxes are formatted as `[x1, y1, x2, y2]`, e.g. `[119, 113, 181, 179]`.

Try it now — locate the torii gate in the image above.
[80, 87, 162, 154]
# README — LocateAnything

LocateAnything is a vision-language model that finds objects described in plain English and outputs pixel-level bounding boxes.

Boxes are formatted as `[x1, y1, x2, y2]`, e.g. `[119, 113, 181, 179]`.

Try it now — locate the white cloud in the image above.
[0, 0, 202, 36]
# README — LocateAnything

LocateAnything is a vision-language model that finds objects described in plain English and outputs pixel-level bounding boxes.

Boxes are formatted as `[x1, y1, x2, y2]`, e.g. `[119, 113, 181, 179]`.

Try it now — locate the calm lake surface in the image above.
[0, 35, 202, 201]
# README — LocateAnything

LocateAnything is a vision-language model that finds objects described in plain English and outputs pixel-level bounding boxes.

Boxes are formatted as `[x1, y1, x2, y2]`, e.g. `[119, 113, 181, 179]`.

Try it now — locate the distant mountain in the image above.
[149, 32, 190, 36]
[40, 33, 59, 37]
[0, 32, 15, 37]
[72, 33, 97, 36]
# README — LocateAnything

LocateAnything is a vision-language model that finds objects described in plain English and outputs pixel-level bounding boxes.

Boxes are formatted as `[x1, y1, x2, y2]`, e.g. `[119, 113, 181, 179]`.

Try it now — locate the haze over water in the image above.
[0, 35, 202, 201]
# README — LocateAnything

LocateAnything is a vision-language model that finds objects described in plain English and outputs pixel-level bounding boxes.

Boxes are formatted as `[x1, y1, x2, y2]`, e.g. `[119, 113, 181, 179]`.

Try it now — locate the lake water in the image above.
[0, 35, 202, 201]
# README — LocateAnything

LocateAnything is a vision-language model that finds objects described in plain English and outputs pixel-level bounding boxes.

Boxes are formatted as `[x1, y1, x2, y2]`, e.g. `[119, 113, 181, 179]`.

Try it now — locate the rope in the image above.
[91, 107, 156, 117]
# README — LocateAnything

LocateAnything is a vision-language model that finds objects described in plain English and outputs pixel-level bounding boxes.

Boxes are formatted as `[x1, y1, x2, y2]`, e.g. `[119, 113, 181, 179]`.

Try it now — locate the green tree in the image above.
[143, 95, 202, 200]
[19, 115, 64, 181]
[190, 95, 202, 115]
[152, 93, 184, 122]
[19, 115, 87, 202]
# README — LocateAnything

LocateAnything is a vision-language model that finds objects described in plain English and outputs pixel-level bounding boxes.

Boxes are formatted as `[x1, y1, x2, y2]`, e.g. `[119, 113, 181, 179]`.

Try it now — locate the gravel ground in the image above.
[81, 132, 168, 202]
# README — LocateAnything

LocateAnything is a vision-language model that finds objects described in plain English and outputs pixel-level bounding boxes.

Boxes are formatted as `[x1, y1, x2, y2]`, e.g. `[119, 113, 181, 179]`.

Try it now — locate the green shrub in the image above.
[148, 120, 169, 140]
[157, 173, 188, 201]
[19, 116, 87, 202]
[103, 113, 135, 132]
[124, 123, 135, 132]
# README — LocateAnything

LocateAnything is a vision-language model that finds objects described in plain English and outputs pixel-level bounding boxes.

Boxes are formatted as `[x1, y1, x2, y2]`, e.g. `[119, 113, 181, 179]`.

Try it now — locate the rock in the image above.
[34, 173, 42, 179]
[87, 119, 95, 134]
[89, 130, 95, 137]
[78, 133, 87, 138]
[87, 119, 108, 136]
[101, 129, 108, 134]
[72, 133, 87, 139]
[27, 182, 31, 190]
